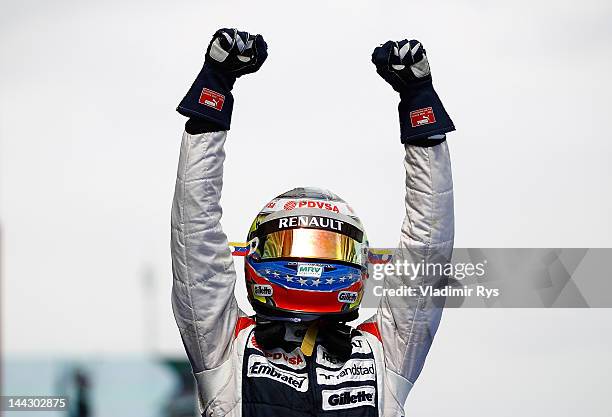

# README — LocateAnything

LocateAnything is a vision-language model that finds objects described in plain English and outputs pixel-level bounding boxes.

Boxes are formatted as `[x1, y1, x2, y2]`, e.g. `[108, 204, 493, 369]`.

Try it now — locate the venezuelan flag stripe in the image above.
[229, 242, 249, 257]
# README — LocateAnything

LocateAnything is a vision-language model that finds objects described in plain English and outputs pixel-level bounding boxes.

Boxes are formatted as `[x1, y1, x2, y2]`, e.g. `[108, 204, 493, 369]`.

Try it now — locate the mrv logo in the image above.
[253, 284, 273, 297]
[247, 356, 308, 392]
[322, 386, 376, 410]
[297, 263, 324, 278]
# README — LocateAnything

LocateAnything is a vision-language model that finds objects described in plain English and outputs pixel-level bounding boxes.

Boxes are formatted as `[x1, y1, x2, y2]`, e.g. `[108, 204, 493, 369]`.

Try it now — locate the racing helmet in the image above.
[244, 187, 369, 322]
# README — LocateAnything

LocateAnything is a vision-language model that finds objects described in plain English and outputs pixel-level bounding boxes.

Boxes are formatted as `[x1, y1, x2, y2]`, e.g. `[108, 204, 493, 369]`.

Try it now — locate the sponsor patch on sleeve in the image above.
[410, 107, 436, 128]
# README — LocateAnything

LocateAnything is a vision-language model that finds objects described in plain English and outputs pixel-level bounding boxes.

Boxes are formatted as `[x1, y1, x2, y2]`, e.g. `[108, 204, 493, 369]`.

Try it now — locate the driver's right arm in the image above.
[171, 127, 239, 373]
[171, 28, 268, 375]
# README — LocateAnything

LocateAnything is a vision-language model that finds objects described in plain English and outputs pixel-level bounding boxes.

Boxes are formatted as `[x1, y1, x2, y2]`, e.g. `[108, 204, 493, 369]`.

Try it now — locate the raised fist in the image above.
[371, 38, 455, 143]
[205, 28, 268, 77]
[177, 28, 268, 130]
[371, 40, 431, 93]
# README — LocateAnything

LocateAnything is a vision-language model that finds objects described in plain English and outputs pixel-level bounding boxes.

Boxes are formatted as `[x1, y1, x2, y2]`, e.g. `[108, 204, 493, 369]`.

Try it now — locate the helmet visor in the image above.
[256, 228, 364, 265]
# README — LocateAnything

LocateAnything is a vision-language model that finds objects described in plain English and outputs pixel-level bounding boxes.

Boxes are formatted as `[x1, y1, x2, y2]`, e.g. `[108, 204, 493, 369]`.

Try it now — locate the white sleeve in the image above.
[171, 129, 241, 373]
[376, 140, 454, 383]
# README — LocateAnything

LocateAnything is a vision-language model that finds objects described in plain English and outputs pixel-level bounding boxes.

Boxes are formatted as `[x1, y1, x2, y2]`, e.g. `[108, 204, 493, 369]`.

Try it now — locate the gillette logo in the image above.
[322, 387, 376, 410]
[253, 284, 273, 297]
[338, 291, 358, 304]
[297, 263, 324, 278]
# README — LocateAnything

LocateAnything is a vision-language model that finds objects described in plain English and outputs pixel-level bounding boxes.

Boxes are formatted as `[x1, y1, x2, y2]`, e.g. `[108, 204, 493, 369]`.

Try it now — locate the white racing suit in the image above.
[171, 130, 454, 417]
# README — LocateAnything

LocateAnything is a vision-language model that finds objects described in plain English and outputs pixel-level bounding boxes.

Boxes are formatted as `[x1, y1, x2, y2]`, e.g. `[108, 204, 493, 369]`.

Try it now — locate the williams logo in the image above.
[247, 355, 308, 392]
[253, 284, 273, 297]
[297, 263, 324, 278]
[322, 386, 376, 410]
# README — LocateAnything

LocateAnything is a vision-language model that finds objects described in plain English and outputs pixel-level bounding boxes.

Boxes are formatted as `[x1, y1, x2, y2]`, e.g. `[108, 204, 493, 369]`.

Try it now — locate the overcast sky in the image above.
[2, 1, 612, 414]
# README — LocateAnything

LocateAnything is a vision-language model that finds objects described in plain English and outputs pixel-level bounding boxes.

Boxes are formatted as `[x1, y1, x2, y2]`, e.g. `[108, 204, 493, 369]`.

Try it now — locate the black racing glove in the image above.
[177, 28, 268, 131]
[372, 39, 455, 144]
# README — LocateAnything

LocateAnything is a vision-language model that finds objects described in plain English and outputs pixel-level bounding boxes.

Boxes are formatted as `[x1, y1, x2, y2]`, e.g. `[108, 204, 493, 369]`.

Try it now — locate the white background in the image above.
[2, 0, 612, 415]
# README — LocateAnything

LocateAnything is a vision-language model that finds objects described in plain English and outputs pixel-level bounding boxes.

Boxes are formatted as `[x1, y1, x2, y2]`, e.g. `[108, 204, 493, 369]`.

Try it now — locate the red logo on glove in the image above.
[199, 88, 225, 111]
[410, 107, 436, 128]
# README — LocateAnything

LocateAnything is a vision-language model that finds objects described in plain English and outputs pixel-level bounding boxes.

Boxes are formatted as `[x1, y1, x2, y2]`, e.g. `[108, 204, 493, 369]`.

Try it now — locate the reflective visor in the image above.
[256, 228, 364, 265]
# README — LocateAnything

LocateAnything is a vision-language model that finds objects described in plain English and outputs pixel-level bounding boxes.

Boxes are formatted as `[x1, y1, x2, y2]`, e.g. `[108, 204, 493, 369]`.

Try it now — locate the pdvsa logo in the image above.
[297, 200, 341, 213]
[297, 263, 324, 278]
[265, 350, 305, 369]
[283, 201, 297, 210]
[282, 200, 341, 213]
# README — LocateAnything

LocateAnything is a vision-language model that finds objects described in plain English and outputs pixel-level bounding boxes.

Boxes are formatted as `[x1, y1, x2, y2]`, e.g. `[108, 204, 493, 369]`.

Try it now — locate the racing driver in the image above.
[171, 28, 455, 417]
